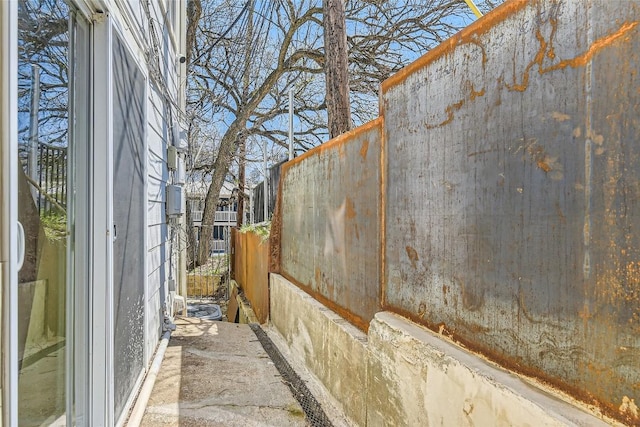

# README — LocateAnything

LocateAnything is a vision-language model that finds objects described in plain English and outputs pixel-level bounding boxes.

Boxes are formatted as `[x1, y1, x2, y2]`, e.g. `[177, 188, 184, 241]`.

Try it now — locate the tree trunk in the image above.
[196, 120, 245, 266]
[186, 0, 202, 65]
[193, 0, 308, 267]
[236, 138, 246, 228]
[323, 0, 351, 139]
[237, 0, 252, 229]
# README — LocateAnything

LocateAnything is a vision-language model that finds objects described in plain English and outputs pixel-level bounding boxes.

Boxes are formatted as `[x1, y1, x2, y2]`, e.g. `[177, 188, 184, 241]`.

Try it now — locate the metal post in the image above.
[263, 143, 268, 221]
[249, 184, 254, 224]
[288, 88, 294, 161]
[28, 65, 40, 203]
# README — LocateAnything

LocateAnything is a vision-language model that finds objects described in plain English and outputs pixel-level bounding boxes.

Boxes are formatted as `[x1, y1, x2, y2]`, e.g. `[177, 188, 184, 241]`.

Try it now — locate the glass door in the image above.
[15, 1, 88, 425]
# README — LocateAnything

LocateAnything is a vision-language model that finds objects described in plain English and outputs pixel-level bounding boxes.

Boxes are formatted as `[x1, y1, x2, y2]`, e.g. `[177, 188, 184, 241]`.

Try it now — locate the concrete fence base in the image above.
[270, 274, 611, 427]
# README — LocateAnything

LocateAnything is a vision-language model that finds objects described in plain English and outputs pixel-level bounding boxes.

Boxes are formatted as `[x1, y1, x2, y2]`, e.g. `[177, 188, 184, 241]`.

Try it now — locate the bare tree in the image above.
[187, 0, 503, 266]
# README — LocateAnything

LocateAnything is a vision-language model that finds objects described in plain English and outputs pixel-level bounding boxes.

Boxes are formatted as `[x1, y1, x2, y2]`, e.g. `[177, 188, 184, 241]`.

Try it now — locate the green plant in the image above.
[239, 222, 270, 241]
[40, 212, 67, 241]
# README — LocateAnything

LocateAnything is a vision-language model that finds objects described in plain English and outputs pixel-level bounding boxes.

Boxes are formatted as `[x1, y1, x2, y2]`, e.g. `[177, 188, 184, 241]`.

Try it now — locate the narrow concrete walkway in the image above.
[139, 317, 308, 426]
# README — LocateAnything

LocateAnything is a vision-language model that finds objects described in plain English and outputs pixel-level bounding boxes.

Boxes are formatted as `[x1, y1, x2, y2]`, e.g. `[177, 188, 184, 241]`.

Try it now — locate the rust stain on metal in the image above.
[338, 143, 346, 159]
[279, 118, 382, 330]
[507, 24, 553, 92]
[360, 139, 370, 160]
[281, 118, 383, 174]
[551, 111, 571, 122]
[468, 38, 488, 66]
[587, 130, 605, 146]
[405, 246, 419, 269]
[382, 0, 530, 93]
[269, 181, 282, 274]
[508, 19, 638, 93]
[234, 230, 270, 323]
[578, 302, 592, 332]
[536, 159, 551, 172]
[425, 81, 486, 130]
[425, 99, 466, 130]
[573, 127, 582, 138]
[546, 21, 638, 71]
[345, 197, 357, 220]
[282, 271, 371, 332]
[518, 138, 563, 178]
[469, 85, 485, 101]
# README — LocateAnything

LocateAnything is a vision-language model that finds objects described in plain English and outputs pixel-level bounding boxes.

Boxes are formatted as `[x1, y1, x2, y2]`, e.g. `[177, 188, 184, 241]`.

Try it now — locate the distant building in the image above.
[186, 181, 249, 253]
[252, 160, 285, 223]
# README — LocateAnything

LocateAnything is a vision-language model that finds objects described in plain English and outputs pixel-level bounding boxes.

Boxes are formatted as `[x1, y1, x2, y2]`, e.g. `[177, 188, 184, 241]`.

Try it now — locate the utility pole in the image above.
[323, 0, 351, 139]
[263, 142, 268, 222]
[237, 0, 254, 227]
[288, 88, 294, 161]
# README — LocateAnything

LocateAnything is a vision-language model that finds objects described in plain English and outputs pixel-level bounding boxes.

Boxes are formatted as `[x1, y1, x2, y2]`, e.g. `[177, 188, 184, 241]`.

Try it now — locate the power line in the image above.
[190, 0, 251, 66]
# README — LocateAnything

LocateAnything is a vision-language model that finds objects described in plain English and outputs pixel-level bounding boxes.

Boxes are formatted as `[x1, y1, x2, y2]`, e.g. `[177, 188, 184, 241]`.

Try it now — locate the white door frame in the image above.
[67, 8, 94, 426]
[1, 2, 20, 425]
[1, 2, 116, 425]
[91, 10, 116, 427]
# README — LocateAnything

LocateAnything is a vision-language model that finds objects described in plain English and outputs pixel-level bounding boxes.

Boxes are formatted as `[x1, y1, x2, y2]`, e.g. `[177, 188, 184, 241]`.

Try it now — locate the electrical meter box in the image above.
[167, 146, 178, 170]
[166, 184, 183, 217]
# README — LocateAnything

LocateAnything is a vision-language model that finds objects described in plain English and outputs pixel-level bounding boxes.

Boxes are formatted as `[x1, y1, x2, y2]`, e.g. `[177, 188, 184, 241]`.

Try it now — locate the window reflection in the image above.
[17, 0, 70, 425]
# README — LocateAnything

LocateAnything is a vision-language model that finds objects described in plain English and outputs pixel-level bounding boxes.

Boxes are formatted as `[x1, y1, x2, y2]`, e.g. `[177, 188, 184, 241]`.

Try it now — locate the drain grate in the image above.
[249, 324, 334, 427]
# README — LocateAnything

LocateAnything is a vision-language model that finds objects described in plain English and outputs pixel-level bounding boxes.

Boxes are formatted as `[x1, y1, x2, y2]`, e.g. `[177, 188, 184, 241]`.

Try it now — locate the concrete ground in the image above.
[139, 317, 308, 427]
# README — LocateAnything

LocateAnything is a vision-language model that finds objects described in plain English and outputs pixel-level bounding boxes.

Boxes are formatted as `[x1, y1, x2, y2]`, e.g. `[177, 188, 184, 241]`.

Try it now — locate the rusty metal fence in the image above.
[231, 228, 270, 323]
[272, 0, 640, 423]
[275, 119, 383, 332]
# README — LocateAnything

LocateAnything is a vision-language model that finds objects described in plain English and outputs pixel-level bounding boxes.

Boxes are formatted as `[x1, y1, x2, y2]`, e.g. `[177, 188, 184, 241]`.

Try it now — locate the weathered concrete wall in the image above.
[278, 119, 383, 330]
[381, 0, 640, 420]
[271, 274, 610, 426]
[270, 274, 368, 425]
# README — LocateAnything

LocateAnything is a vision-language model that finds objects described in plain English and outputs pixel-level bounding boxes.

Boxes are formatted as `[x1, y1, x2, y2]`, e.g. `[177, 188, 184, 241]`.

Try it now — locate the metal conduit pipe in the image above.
[464, 0, 483, 18]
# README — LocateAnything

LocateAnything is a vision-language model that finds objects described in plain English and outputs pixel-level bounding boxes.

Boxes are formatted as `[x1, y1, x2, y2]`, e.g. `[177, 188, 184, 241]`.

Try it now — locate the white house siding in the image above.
[146, 86, 171, 361]
[110, 0, 185, 423]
